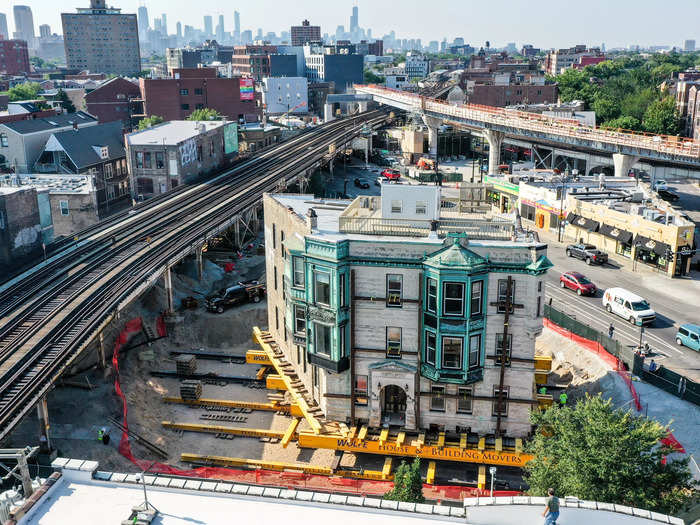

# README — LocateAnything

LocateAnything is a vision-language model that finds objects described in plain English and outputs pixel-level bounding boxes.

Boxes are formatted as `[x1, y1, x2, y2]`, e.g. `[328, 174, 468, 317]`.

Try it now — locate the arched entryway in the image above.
[380, 385, 407, 426]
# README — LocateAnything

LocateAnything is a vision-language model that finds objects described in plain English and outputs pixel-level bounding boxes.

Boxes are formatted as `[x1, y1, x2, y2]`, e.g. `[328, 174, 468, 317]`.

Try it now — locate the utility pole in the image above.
[557, 169, 570, 243]
[0, 447, 39, 498]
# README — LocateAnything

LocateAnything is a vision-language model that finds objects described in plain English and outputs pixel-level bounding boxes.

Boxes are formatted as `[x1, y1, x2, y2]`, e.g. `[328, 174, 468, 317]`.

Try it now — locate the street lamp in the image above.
[557, 169, 571, 243]
[489, 466, 497, 497]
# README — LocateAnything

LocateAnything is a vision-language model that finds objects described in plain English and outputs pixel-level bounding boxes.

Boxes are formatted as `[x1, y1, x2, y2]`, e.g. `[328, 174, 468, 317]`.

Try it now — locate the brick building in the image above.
[84, 77, 141, 128]
[291, 19, 320, 46]
[544, 45, 605, 76]
[229, 45, 297, 82]
[466, 82, 558, 107]
[0, 39, 30, 75]
[137, 68, 262, 122]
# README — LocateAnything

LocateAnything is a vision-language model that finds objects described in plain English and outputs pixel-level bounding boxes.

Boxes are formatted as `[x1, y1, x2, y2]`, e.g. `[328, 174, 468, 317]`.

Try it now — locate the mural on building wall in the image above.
[240, 78, 254, 101]
[179, 138, 197, 166]
[224, 123, 239, 154]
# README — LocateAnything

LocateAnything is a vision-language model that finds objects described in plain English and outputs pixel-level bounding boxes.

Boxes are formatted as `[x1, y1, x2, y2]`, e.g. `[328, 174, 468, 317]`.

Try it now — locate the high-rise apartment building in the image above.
[684, 40, 696, 52]
[13, 6, 35, 43]
[62, 0, 141, 76]
[291, 20, 321, 46]
[161, 14, 167, 36]
[39, 24, 51, 38]
[203, 16, 213, 37]
[0, 13, 8, 41]
[0, 39, 30, 75]
[216, 15, 225, 42]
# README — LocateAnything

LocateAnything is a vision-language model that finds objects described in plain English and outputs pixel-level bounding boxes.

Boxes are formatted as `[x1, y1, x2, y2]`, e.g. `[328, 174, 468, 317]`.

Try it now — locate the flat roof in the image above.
[0, 174, 94, 194]
[126, 120, 228, 146]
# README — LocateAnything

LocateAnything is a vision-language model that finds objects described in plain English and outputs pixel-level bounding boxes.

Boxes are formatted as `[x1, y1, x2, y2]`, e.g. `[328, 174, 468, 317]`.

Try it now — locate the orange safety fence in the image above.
[111, 318, 521, 501]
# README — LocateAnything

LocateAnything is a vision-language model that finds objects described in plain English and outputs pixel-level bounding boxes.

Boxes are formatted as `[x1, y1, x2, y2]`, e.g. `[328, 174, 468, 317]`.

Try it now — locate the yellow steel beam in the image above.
[478, 465, 486, 490]
[162, 421, 288, 439]
[253, 327, 322, 435]
[416, 433, 425, 447]
[534, 355, 552, 371]
[537, 394, 554, 409]
[335, 469, 391, 481]
[282, 418, 300, 449]
[256, 366, 269, 381]
[297, 432, 534, 467]
[162, 397, 288, 412]
[358, 426, 368, 440]
[181, 454, 332, 475]
[535, 372, 549, 385]
[348, 426, 357, 439]
[478, 437, 485, 451]
[459, 433, 467, 449]
[426, 461, 436, 484]
[382, 457, 392, 479]
[246, 349, 272, 365]
[379, 428, 389, 445]
[495, 438, 503, 452]
[515, 439, 523, 454]
[437, 431, 445, 448]
[396, 432, 405, 447]
[266, 374, 287, 390]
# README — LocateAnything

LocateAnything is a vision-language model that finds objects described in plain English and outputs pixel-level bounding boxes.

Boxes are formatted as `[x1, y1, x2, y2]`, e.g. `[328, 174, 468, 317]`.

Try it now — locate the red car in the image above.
[559, 272, 597, 296]
[381, 168, 400, 180]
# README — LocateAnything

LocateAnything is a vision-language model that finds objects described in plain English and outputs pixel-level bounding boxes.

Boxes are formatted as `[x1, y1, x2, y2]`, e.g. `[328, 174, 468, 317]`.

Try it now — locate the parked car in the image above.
[205, 280, 266, 313]
[354, 178, 370, 189]
[559, 272, 597, 296]
[657, 189, 680, 202]
[675, 324, 700, 351]
[565, 243, 609, 265]
[653, 180, 668, 191]
[381, 168, 401, 180]
[602, 287, 656, 326]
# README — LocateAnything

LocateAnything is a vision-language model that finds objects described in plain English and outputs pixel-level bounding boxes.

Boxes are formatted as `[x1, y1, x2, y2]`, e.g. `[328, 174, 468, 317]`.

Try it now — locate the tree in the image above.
[56, 88, 76, 113]
[7, 82, 42, 102]
[363, 69, 384, 84]
[137, 115, 164, 130]
[383, 458, 425, 503]
[524, 395, 694, 515]
[186, 108, 223, 121]
[642, 96, 681, 135]
[602, 115, 641, 131]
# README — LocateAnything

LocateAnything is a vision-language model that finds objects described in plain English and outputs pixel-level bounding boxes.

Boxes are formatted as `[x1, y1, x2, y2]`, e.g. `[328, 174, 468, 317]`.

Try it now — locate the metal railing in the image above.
[338, 215, 514, 239]
[356, 85, 700, 160]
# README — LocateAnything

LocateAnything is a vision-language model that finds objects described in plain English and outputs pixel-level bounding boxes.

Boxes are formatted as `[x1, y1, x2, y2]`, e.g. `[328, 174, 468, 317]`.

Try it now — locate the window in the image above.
[443, 282, 465, 316]
[312, 365, 319, 387]
[272, 223, 276, 249]
[143, 152, 152, 169]
[135, 151, 144, 168]
[386, 327, 401, 358]
[274, 266, 278, 290]
[426, 278, 437, 313]
[430, 386, 445, 411]
[0, 133, 8, 147]
[180, 88, 189, 95]
[354, 375, 368, 405]
[338, 273, 346, 306]
[386, 274, 402, 307]
[415, 201, 427, 215]
[0, 211, 4, 230]
[181, 103, 190, 110]
[280, 231, 285, 259]
[538, 281, 542, 292]
[339, 325, 346, 357]
[497, 279, 516, 313]
[537, 296, 541, 317]
[469, 333, 481, 368]
[59, 200, 69, 216]
[209, 140, 214, 156]
[104, 163, 113, 179]
[314, 323, 332, 356]
[425, 331, 436, 365]
[390, 200, 402, 213]
[196, 103, 204, 110]
[155, 151, 164, 169]
[457, 388, 473, 414]
[495, 333, 512, 365]
[470, 281, 483, 316]
[194, 88, 203, 95]
[314, 271, 331, 305]
[275, 306, 279, 330]
[292, 256, 304, 287]
[520, 203, 535, 222]
[442, 336, 463, 369]
[492, 387, 509, 417]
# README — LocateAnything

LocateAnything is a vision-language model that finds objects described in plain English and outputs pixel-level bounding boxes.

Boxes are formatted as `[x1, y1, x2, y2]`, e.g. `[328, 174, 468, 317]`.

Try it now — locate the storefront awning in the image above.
[566, 212, 579, 223]
[570, 215, 600, 232]
[599, 224, 633, 245]
[634, 235, 671, 256]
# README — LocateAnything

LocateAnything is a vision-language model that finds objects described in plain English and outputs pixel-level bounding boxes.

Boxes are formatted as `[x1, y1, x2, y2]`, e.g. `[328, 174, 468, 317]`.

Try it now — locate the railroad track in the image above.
[0, 111, 389, 441]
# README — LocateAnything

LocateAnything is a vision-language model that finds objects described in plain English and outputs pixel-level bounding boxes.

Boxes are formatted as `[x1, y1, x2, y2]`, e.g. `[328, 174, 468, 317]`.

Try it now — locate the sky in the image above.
[3, 0, 700, 50]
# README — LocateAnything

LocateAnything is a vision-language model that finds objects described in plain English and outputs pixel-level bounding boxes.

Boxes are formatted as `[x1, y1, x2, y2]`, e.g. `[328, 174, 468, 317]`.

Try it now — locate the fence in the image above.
[543, 304, 700, 407]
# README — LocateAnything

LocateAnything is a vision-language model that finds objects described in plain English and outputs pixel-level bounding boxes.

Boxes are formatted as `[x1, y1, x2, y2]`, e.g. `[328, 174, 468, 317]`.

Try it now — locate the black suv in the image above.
[565, 243, 608, 265]
[205, 280, 265, 313]
[354, 178, 370, 189]
[657, 189, 680, 202]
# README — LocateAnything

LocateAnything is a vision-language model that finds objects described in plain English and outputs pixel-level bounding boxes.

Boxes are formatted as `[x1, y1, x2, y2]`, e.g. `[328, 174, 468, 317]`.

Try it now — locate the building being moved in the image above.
[263, 183, 551, 437]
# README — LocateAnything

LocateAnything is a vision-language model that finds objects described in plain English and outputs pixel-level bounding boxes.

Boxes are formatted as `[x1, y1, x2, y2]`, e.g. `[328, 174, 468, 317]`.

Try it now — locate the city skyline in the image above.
[3, 0, 699, 50]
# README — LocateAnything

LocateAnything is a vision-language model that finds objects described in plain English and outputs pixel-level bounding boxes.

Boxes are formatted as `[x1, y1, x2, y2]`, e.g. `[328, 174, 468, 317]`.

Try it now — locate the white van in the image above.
[602, 288, 656, 326]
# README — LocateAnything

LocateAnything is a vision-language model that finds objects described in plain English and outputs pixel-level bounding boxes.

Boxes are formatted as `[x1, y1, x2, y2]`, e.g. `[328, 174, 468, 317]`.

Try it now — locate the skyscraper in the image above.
[203, 16, 213, 37]
[137, 5, 149, 36]
[62, 0, 141, 75]
[349, 6, 358, 34]
[0, 13, 8, 40]
[39, 24, 51, 38]
[233, 11, 240, 44]
[161, 13, 167, 36]
[216, 15, 224, 41]
[176, 22, 182, 39]
[13, 5, 35, 43]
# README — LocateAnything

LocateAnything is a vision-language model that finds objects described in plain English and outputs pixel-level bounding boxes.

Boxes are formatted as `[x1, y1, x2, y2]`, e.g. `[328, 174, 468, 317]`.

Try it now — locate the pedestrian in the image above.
[538, 386, 547, 395]
[559, 392, 568, 407]
[649, 360, 658, 373]
[97, 428, 103, 443]
[99, 427, 110, 446]
[542, 487, 560, 525]
[608, 323, 615, 339]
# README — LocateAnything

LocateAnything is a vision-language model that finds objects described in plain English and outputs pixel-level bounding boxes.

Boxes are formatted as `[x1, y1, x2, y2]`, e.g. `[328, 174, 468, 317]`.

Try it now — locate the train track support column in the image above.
[484, 129, 505, 175]
[612, 153, 639, 178]
[196, 246, 204, 281]
[164, 266, 174, 314]
[422, 114, 442, 157]
[37, 397, 52, 453]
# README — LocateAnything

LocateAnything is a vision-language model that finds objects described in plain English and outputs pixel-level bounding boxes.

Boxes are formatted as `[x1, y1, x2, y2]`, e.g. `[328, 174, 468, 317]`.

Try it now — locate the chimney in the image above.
[306, 208, 318, 231]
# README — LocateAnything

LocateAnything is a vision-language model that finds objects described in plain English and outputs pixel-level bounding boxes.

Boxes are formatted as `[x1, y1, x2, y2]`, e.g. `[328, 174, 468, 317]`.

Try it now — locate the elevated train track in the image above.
[0, 110, 389, 442]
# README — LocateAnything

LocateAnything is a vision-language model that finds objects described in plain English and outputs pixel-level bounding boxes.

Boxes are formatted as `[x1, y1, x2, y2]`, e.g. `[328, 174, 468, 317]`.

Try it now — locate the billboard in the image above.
[224, 122, 239, 154]
[240, 78, 254, 101]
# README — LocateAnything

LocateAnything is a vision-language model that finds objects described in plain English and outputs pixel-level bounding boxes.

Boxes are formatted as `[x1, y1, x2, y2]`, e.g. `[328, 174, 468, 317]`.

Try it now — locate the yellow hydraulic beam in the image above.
[162, 421, 288, 439]
[282, 418, 300, 448]
[162, 397, 288, 413]
[266, 374, 287, 390]
[437, 431, 445, 448]
[537, 394, 554, 409]
[535, 372, 549, 385]
[180, 454, 332, 475]
[379, 428, 389, 445]
[534, 355, 552, 371]
[382, 457, 392, 479]
[478, 465, 486, 490]
[416, 433, 425, 447]
[478, 437, 485, 451]
[426, 461, 436, 484]
[495, 437, 503, 452]
[256, 366, 269, 381]
[396, 432, 405, 447]
[348, 426, 357, 439]
[459, 433, 467, 449]
[357, 426, 368, 440]
[246, 349, 272, 365]
[253, 327, 322, 435]
[335, 469, 391, 481]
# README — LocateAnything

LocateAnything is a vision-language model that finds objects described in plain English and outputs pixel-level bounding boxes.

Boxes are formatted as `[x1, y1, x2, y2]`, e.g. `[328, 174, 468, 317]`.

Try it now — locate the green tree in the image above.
[524, 395, 694, 515]
[642, 96, 681, 135]
[383, 458, 425, 503]
[55, 88, 76, 113]
[592, 97, 620, 123]
[7, 82, 42, 102]
[186, 108, 223, 121]
[363, 69, 384, 84]
[137, 115, 164, 130]
[602, 115, 641, 131]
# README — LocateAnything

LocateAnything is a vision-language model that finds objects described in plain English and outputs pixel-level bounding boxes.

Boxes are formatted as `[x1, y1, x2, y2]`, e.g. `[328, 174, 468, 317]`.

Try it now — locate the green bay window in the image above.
[292, 256, 304, 287]
[470, 280, 483, 316]
[314, 322, 332, 356]
[425, 331, 436, 365]
[442, 336, 463, 369]
[443, 282, 465, 316]
[426, 278, 437, 313]
[469, 333, 481, 368]
[314, 270, 330, 306]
